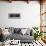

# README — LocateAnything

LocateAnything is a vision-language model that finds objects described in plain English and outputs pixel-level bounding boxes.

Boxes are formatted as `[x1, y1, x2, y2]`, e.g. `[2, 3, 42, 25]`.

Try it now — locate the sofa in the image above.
[3, 27, 34, 43]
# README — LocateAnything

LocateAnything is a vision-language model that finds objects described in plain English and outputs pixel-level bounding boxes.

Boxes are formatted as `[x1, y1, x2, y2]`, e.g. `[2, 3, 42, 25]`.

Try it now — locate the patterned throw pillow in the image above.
[14, 28, 21, 33]
[8, 27, 14, 34]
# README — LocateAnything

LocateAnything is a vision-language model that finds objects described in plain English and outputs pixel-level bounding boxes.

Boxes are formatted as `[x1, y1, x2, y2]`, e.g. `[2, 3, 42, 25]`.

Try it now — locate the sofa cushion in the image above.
[8, 33, 34, 43]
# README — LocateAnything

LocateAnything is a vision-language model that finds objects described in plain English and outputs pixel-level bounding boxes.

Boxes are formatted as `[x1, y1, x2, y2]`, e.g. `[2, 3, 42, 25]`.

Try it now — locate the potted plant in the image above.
[32, 27, 43, 40]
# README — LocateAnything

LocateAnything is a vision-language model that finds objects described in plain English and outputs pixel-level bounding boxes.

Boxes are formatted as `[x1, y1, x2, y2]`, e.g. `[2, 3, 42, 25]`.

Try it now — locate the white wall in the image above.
[0, 1, 40, 28]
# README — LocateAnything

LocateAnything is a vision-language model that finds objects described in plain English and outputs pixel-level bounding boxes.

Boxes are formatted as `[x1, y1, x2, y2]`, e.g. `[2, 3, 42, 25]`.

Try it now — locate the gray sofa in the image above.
[3, 27, 34, 43]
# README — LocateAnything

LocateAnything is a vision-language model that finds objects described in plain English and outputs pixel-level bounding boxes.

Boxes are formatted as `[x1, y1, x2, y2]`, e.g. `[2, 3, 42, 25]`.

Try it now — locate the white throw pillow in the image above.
[21, 29, 27, 35]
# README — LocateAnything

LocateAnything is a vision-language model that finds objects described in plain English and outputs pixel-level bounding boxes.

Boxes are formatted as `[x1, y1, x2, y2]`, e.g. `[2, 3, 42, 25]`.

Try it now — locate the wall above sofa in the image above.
[0, 1, 40, 28]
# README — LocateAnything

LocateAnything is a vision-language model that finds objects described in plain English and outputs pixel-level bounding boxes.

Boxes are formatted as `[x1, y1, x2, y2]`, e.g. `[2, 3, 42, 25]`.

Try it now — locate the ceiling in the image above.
[0, 0, 45, 4]
[0, 0, 40, 1]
